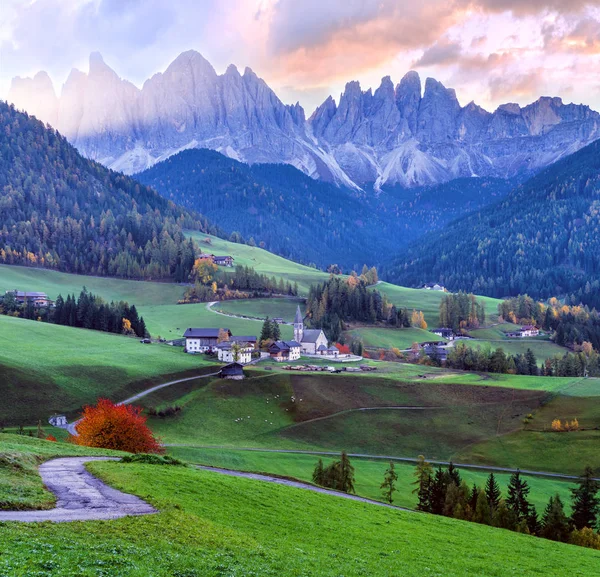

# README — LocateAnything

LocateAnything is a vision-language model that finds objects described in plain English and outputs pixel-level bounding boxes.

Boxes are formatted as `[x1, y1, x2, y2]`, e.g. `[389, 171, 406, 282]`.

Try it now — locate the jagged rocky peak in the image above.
[395, 71, 422, 135]
[416, 77, 461, 142]
[7, 71, 58, 126]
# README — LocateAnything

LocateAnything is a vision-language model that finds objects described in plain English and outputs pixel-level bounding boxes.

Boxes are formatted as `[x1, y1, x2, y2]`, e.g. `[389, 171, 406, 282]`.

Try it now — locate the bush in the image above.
[120, 454, 185, 466]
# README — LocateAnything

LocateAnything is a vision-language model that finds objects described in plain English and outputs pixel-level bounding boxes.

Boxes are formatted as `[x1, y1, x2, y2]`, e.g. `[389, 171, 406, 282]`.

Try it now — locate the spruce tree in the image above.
[417, 474, 433, 512]
[260, 317, 272, 343]
[430, 466, 449, 515]
[527, 504, 540, 536]
[485, 472, 501, 513]
[469, 483, 479, 513]
[447, 461, 461, 486]
[541, 495, 571, 542]
[338, 451, 355, 494]
[506, 470, 531, 522]
[312, 459, 325, 486]
[570, 466, 600, 530]
[271, 320, 281, 342]
[380, 461, 398, 504]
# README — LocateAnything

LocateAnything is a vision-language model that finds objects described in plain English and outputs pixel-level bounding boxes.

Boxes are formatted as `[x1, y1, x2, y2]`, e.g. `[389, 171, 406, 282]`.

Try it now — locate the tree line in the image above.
[439, 292, 486, 330]
[0, 102, 217, 282]
[386, 139, 600, 309]
[306, 269, 428, 342]
[414, 457, 600, 550]
[0, 287, 148, 338]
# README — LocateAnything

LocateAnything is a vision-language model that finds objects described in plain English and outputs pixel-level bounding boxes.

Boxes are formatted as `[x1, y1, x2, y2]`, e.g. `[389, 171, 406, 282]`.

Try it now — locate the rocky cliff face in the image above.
[8, 51, 600, 188]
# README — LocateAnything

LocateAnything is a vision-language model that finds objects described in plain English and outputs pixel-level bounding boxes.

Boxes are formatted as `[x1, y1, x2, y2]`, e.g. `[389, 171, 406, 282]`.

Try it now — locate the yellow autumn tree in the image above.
[122, 318, 134, 335]
[551, 418, 562, 432]
[191, 257, 218, 284]
[217, 328, 230, 343]
[411, 310, 427, 329]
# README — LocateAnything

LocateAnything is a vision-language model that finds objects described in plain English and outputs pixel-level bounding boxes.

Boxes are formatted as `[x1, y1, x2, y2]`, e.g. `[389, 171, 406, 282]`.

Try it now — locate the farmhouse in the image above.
[294, 306, 328, 354]
[183, 328, 231, 353]
[506, 325, 540, 338]
[48, 414, 67, 427]
[269, 340, 302, 361]
[215, 341, 253, 364]
[213, 255, 234, 267]
[430, 328, 454, 340]
[219, 363, 245, 380]
[5, 290, 52, 307]
[422, 282, 446, 291]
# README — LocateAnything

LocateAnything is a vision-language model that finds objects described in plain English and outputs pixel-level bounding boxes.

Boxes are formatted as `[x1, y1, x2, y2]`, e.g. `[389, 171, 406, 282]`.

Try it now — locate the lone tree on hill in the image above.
[380, 461, 398, 504]
[71, 398, 163, 454]
[570, 466, 600, 530]
[260, 317, 272, 342]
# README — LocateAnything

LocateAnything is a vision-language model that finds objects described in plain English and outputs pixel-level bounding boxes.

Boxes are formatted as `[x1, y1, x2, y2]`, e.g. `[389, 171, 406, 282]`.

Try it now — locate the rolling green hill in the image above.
[3, 457, 597, 576]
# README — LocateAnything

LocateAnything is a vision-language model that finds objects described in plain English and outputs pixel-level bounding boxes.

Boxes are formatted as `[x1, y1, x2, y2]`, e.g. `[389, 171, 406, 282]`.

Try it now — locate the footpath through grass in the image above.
[1, 459, 597, 576]
[0, 434, 122, 510]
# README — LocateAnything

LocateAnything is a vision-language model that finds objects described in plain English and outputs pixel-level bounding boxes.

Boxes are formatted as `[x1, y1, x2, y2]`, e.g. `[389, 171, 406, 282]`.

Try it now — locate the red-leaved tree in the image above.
[70, 398, 163, 453]
[335, 343, 351, 354]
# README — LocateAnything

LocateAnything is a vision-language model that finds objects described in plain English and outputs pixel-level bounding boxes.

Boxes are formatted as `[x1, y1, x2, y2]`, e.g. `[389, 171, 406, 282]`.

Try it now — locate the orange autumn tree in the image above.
[71, 398, 163, 453]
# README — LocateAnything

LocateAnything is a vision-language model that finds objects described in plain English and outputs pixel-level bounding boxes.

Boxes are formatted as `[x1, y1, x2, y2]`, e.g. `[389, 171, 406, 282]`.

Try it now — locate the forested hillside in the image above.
[386, 139, 600, 307]
[0, 102, 216, 280]
[137, 149, 511, 269]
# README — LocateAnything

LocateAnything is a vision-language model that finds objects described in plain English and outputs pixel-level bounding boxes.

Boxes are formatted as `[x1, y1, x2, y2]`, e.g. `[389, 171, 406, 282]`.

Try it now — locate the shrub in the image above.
[70, 398, 163, 454]
[121, 454, 185, 466]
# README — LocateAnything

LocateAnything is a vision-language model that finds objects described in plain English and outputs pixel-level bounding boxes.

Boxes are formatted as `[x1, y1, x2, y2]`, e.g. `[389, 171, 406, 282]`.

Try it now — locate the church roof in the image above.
[301, 329, 324, 343]
[294, 305, 303, 325]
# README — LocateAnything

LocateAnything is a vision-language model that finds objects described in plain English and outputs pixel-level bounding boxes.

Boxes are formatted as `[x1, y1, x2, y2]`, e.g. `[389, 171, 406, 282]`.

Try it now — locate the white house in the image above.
[422, 283, 446, 291]
[269, 340, 302, 361]
[519, 325, 540, 338]
[430, 328, 455, 340]
[294, 306, 328, 354]
[215, 341, 253, 364]
[48, 415, 67, 427]
[183, 328, 231, 353]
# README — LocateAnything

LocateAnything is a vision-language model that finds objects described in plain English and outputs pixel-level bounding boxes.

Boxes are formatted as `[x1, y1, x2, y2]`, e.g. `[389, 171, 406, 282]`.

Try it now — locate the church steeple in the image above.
[294, 305, 304, 343]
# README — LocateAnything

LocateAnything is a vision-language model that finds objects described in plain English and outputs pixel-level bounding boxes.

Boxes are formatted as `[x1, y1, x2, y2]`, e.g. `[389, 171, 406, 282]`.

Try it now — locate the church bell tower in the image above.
[294, 305, 304, 343]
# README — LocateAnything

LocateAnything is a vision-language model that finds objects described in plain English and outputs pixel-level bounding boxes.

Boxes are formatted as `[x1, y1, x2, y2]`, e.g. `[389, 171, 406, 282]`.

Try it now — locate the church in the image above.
[294, 306, 328, 355]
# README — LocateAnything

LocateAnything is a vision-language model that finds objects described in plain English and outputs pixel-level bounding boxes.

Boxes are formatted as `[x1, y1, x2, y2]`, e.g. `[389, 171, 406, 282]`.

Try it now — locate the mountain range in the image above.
[8, 51, 600, 190]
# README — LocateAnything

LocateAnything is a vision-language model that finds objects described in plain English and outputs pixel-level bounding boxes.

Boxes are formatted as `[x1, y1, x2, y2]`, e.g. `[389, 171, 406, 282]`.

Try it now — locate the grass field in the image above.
[377, 282, 502, 326]
[0, 315, 217, 425]
[464, 337, 566, 361]
[165, 446, 577, 514]
[213, 298, 303, 322]
[345, 326, 444, 349]
[186, 231, 329, 293]
[1, 457, 597, 576]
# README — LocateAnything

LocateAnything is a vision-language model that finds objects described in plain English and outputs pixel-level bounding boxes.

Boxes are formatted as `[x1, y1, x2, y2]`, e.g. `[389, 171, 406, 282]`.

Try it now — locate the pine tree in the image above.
[338, 451, 355, 494]
[430, 466, 449, 515]
[485, 472, 501, 513]
[506, 470, 531, 522]
[447, 461, 461, 486]
[380, 461, 398, 504]
[473, 489, 491, 525]
[541, 495, 571, 542]
[271, 320, 281, 341]
[527, 504, 540, 536]
[312, 459, 325, 486]
[570, 466, 600, 530]
[260, 317, 272, 343]
[417, 474, 433, 512]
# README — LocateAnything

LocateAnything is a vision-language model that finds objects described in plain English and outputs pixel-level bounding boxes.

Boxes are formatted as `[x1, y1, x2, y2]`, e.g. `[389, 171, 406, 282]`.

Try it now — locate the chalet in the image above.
[183, 328, 231, 353]
[430, 328, 454, 340]
[48, 415, 67, 427]
[293, 306, 328, 354]
[422, 283, 446, 291]
[269, 340, 302, 361]
[197, 253, 215, 260]
[215, 341, 254, 364]
[219, 363, 245, 380]
[423, 344, 448, 362]
[5, 290, 52, 307]
[213, 255, 234, 267]
[272, 317, 285, 324]
[507, 326, 540, 338]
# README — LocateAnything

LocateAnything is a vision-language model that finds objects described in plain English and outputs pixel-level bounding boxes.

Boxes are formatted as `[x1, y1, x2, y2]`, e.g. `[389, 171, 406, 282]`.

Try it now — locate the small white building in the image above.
[215, 342, 253, 365]
[269, 340, 302, 361]
[430, 328, 455, 340]
[519, 325, 540, 338]
[48, 415, 67, 427]
[422, 283, 446, 291]
[183, 328, 231, 353]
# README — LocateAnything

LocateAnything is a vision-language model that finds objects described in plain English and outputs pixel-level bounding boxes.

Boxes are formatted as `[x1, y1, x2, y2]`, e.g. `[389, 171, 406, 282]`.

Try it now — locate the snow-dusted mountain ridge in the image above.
[8, 51, 600, 188]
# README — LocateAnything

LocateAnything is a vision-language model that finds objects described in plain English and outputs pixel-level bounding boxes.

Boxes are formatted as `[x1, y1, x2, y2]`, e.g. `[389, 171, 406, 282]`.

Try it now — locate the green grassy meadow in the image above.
[463, 336, 566, 361]
[186, 231, 329, 293]
[345, 326, 443, 349]
[0, 315, 216, 425]
[166, 446, 577, 514]
[1, 458, 596, 576]
[213, 297, 303, 322]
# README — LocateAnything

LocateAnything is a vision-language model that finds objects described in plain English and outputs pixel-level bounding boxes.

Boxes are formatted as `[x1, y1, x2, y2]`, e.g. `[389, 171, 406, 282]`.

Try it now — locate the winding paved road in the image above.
[0, 457, 156, 523]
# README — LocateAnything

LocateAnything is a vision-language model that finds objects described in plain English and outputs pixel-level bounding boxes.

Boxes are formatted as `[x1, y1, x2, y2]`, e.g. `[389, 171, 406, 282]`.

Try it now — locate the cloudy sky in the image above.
[2, 0, 600, 114]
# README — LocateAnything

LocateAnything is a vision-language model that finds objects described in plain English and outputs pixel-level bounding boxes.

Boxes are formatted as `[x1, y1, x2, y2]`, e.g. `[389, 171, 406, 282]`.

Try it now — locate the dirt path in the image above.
[0, 457, 156, 523]
[196, 465, 411, 511]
